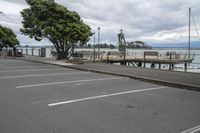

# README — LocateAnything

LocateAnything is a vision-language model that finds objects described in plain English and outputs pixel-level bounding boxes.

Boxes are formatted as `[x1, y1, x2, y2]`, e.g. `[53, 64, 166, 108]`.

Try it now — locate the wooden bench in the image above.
[144, 51, 158, 59]
[16, 52, 23, 57]
[144, 51, 159, 67]
[71, 52, 83, 59]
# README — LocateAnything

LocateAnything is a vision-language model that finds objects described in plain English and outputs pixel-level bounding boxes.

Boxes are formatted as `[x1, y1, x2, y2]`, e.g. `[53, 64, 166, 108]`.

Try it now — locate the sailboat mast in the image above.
[189, 7, 191, 60]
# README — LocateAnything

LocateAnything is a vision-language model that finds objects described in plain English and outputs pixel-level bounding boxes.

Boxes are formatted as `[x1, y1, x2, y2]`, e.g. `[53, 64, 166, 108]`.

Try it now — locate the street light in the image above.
[93, 32, 96, 62]
[188, 7, 191, 61]
[97, 27, 100, 59]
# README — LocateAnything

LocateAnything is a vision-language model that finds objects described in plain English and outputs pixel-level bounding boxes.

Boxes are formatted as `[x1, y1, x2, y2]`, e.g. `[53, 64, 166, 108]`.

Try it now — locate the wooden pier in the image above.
[101, 51, 193, 72]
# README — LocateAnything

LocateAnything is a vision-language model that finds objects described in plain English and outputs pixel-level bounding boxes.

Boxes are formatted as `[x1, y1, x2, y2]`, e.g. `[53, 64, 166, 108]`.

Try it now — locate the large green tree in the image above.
[20, 0, 92, 59]
[0, 25, 19, 51]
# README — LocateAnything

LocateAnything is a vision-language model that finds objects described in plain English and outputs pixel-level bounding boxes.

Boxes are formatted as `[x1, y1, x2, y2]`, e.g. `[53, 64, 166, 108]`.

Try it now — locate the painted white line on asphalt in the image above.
[48, 86, 166, 107]
[0, 68, 66, 73]
[0, 72, 90, 79]
[16, 77, 122, 88]
[0, 66, 49, 69]
[181, 125, 200, 133]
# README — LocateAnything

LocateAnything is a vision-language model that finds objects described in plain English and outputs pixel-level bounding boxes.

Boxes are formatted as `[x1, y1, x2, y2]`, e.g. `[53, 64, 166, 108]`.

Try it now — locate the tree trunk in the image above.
[52, 42, 72, 60]
[56, 48, 69, 60]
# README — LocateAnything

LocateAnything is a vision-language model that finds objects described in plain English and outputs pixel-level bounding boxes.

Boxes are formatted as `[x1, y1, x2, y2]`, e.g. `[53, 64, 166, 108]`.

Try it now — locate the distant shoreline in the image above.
[152, 47, 200, 50]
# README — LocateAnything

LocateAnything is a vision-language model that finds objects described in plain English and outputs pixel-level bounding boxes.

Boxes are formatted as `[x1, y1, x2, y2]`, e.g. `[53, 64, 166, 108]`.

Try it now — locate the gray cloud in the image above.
[4, 0, 27, 4]
[58, 0, 200, 44]
[0, 0, 200, 46]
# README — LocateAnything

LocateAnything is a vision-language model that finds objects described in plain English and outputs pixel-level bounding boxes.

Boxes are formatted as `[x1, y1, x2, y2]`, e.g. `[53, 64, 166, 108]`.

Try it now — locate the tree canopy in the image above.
[127, 41, 151, 49]
[0, 25, 19, 51]
[20, 0, 92, 59]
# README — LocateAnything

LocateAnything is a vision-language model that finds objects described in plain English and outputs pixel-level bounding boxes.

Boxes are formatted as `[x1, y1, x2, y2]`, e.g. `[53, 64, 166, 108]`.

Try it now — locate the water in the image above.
[19, 47, 200, 73]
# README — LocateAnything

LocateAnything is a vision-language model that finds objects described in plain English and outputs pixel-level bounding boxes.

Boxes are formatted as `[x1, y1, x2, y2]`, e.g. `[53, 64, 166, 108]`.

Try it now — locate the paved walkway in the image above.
[17, 56, 200, 91]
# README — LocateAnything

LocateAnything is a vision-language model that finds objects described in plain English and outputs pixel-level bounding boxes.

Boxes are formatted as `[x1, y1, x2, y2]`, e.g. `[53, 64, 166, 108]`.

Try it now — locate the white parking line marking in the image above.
[16, 77, 122, 88]
[0, 68, 66, 73]
[0, 72, 90, 79]
[48, 86, 166, 107]
[181, 125, 200, 133]
[0, 66, 49, 69]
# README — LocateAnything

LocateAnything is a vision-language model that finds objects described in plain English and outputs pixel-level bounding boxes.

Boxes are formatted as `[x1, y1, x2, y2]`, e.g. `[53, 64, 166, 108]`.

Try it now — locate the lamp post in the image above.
[97, 27, 100, 59]
[93, 32, 96, 62]
[188, 7, 191, 60]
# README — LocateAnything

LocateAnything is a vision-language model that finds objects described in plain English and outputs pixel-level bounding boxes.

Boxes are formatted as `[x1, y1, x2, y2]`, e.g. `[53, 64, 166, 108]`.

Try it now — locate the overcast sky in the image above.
[0, 0, 199, 46]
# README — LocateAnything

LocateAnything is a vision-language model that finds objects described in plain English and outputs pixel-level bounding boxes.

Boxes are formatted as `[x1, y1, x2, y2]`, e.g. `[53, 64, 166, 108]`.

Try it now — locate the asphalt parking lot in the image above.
[0, 58, 200, 133]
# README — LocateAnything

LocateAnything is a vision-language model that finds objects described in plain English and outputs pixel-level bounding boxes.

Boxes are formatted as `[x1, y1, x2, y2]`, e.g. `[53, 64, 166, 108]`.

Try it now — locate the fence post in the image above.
[184, 63, 187, 72]
[32, 48, 34, 56]
[170, 53, 172, 60]
[13, 47, 17, 57]
[41, 47, 46, 57]
[159, 63, 161, 69]
[107, 52, 110, 63]
[143, 52, 146, 68]
[38, 49, 41, 57]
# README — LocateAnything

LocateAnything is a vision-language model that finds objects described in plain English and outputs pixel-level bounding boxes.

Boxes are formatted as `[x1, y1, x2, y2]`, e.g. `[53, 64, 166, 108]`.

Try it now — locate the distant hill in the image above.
[151, 41, 200, 48]
[127, 41, 152, 49]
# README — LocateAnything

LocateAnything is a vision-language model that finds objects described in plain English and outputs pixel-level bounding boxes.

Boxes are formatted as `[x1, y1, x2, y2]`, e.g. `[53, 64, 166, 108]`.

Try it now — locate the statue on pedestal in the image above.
[118, 29, 126, 52]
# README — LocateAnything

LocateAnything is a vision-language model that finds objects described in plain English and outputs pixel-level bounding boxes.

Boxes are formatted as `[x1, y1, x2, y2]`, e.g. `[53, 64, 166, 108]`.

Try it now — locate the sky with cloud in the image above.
[0, 0, 199, 46]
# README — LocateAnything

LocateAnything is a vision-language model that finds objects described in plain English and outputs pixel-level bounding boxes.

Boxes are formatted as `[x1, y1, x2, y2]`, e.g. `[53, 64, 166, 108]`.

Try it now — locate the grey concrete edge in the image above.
[15, 57, 200, 92]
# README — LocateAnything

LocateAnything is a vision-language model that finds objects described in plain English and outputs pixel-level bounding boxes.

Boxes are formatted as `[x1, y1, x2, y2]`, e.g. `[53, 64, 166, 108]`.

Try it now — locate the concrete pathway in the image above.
[17, 56, 200, 91]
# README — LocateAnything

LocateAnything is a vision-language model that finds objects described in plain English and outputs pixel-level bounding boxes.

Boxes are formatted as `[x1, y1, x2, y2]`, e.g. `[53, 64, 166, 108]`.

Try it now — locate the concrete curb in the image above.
[62, 66, 200, 91]
[16, 57, 200, 91]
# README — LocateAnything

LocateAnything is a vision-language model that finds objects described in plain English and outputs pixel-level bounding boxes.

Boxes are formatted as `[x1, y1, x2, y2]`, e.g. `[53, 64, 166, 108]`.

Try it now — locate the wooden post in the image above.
[13, 47, 17, 57]
[93, 49, 95, 62]
[38, 49, 41, 57]
[81, 51, 83, 63]
[172, 64, 174, 71]
[107, 52, 110, 63]
[169, 64, 172, 71]
[170, 53, 172, 60]
[184, 63, 187, 72]
[151, 63, 155, 68]
[42, 48, 46, 57]
[32, 48, 34, 56]
[159, 63, 161, 69]
[138, 62, 142, 67]
[143, 53, 146, 68]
